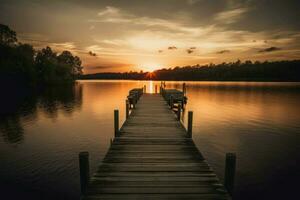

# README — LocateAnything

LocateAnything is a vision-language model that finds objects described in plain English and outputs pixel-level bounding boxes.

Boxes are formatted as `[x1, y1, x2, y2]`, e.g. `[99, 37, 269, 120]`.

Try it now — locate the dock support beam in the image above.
[187, 111, 193, 138]
[114, 109, 119, 137]
[224, 153, 236, 196]
[155, 85, 158, 94]
[79, 152, 90, 195]
[143, 85, 146, 93]
[182, 83, 186, 95]
[126, 100, 129, 119]
[177, 104, 181, 121]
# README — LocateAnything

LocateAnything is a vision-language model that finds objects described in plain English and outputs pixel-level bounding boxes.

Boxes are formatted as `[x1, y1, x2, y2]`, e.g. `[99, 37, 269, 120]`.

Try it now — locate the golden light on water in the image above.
[149, 81, 153, 93]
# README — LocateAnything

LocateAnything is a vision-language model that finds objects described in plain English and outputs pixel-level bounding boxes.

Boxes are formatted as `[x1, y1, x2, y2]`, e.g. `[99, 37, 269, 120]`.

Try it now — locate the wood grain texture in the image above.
[81, 94, 230, 200]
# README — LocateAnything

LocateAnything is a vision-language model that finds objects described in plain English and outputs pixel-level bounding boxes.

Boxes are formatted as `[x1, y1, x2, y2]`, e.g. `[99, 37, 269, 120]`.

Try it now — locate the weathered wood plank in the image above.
[83, 194, 228, 200]
[82, 93, 229, 200]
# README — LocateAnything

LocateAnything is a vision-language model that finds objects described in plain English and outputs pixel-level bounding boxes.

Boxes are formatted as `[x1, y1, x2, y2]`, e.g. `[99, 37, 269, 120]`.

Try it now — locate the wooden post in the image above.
[126, 100, 129, 119]
[224, 153, 236, 196]
[177, 104, 181, 121]
[187, 111, 193, 138]
[182, 83, 186, 95]
[132, 96, 136, 109]
[144, 85, 146, 93]
[79, 151, 90, 195]
[114, 109, 119, 137]
[170, 95, 174, 109]
[155, 85, 157, 94]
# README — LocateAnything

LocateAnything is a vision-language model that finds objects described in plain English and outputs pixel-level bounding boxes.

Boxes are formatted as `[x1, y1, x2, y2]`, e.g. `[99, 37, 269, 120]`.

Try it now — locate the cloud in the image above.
[158, 50, 163, 53]
[214, 7, 249, 24]
[258, 47, 282, 53]
[186, 49, 194, 54]
[90, 6, 212, 34]
[86, 45, 103, 52]
[216, 50, 231, 54]
[168, 46, 177, 50]
[98, 6, 120, 16]
[88, 51, 97, 56]
[186, 47, 197, 54]
[89, 25, 95, 30]
[87, 66, 113, 70]
[187, 0, 201, 5]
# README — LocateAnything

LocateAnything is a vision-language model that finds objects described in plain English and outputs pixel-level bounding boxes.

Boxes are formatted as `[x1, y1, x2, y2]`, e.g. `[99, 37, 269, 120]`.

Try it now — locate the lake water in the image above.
[0, 80, 299, 199]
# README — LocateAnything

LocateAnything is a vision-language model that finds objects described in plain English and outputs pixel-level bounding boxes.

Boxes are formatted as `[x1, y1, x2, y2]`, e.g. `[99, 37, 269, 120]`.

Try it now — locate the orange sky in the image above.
[1, 0, 300, 74]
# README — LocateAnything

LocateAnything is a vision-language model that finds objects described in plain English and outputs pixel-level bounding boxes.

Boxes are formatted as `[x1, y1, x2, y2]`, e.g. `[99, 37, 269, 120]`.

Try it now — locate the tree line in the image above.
[81, 60, 300, 81]
[0, 24, 83, 85]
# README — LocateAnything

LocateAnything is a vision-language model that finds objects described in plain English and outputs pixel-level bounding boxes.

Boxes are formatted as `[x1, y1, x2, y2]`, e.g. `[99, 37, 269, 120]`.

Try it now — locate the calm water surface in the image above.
[0, 80, 299, 199]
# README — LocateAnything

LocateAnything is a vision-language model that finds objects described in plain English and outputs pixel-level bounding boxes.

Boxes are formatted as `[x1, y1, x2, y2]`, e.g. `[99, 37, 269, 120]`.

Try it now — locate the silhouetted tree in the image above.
[81, 60, 300, 81]
[0, 24, 17, 45]
[0, 24, 83, 85]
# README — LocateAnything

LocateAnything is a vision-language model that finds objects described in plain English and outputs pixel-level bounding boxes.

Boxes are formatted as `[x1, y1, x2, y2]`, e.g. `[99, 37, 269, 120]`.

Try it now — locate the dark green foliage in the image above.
[81, 60, 300, 81]
[0, 24, 17, 45]
[0, 24, 83, 85]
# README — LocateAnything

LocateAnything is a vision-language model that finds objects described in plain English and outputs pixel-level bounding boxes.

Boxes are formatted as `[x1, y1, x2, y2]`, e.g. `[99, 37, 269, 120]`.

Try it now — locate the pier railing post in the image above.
[114, 109, 119, 137]
[177, 104, 181, 121]
[132, 96, 136, 109]
[224, 153, 236, 196]
[126, 100, 129, 119]
[170, 95, 174, 109]
[79, 151, 90, 195]
[155, 85, 157, 93]
[144, 85, 146, 93]
[187, 111, 193, 138]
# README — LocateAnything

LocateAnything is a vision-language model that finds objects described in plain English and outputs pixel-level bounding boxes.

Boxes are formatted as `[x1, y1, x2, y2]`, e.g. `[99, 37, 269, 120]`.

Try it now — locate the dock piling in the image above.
[126, 100, 129, 119]
[187, 111, 193, 138]
[177, 104, 181, 121]
[114, 109, 119, 137]
[143, 85, 146, 93]
[170, 95, 174, 109]
[132, 96, 136, 109]
[224, 153, 236, 196]
[79, 152, 90, 195]
[155, 85, 158, 93]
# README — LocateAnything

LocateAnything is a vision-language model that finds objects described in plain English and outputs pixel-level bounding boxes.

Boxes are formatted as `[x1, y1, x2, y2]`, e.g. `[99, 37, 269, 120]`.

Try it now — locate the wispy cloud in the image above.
[216, 50, 231, 54]
[85, 5, 300, 69]
[98, 6, 120, 16]
[168, 46, 177, 50]
[186, 49, 194, 54]
[258, 47, 282, 53]
[214, 7, 249, 24]
[88, 51, 97, 56]
[87, 65, 114, 70]
[187, 0, 201, 5]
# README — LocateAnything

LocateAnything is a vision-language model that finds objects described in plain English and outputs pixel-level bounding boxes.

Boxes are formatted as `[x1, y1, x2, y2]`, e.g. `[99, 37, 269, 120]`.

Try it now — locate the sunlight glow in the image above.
[141, 63, 160, 72]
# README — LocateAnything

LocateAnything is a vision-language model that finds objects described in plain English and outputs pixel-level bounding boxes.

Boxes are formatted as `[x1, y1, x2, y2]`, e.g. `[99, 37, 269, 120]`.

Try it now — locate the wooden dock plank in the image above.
[81, 93, 230, 200]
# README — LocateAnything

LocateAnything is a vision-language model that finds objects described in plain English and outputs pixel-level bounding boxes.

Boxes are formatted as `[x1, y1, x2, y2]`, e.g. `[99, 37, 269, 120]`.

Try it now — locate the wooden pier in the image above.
[79, 84, 235, 200]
